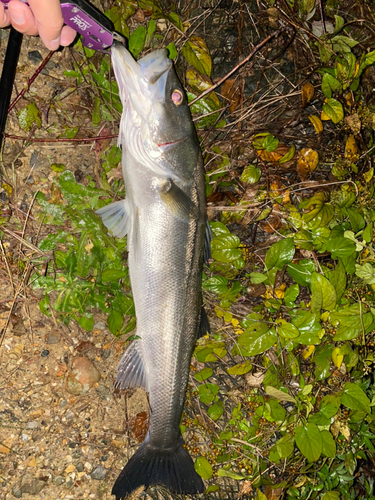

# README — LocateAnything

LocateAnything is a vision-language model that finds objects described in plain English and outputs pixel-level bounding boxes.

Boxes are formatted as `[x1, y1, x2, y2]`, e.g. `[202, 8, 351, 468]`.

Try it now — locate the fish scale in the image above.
[96, 42, 209, 498]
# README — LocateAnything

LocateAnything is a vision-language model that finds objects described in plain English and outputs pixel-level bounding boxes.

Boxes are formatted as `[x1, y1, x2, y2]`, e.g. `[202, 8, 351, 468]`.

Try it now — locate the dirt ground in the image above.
[0, 32, 156, 500]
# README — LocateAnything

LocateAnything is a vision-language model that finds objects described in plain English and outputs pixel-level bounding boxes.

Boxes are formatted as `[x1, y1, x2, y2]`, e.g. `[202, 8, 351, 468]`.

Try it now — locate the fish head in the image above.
[111, 43, 198, 181]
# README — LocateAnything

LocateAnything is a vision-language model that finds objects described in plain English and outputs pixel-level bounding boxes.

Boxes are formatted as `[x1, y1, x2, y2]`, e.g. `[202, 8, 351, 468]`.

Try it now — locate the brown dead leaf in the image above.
[264, 485, 284, 500]
[94, 127, 113, 156]
[301, 82, 315, 108]
[345, 113, 361, 134]
[260, 214, 282, 233]
[239, 480, 253, 496]
[128, 411, 149, 442]
[245, 371, 265, 387]
[221, 78, 242, 113]
[297, 148, 319, 180]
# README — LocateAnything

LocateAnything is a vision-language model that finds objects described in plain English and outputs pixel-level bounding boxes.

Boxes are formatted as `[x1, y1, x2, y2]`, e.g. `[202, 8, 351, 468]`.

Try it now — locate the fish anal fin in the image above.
[96, 198, 132, 238]
[115, 341, 147, 390]
[111, 434, 204, 499]
[158, 179, 196, 222]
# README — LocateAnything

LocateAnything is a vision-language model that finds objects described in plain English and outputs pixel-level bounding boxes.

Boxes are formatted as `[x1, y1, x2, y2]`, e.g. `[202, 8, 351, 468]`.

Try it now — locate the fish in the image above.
[96, 42, 210, 498]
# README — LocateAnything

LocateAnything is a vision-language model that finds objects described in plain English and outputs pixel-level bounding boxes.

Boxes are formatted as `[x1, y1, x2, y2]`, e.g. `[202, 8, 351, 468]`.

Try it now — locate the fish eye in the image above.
[171, 89, 184, 106]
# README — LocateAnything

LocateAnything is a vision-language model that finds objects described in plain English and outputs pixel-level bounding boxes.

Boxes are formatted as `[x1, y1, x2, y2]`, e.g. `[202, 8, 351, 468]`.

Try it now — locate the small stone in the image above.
[84, 462, 92, 472]
[41, 350, 49, 357]
[65, 356, 101, 395]
[59, 399, 67, 408]
[101, 455, 108, 462]
[90, 465, 107, 480]
[25, 422, 39, 430]
[76, 462, 84, 472]
[93, 321, 106, 330]
[20, 478, 45, 495]
[0, 191, 8, 202]
[95, 384, 111, 400]
[11, 484, 22, 498]
[53, 476, 65, 486]
[21, 434, 28, 442]
[24, 455, 37, 467]
[103, 348, 111, 359]
[28, 50, 43, 64]
[65, 464, 75, 474]
[46, 329, 61, 344]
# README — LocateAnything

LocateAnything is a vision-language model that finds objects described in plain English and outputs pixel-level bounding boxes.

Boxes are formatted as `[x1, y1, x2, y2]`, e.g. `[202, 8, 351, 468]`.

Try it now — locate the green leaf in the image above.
[265, 386, 297, 404]
[227, 360, 252, 375]
[326, 236, 356, 259]
[269, 433, 295, 463]
[182, 36, 212, 76]
[320, 430, 336, 458]
[295, 423, 322, 462]
[322, 98, 344, 124]
[330, 304, 374, 341]
[75, 312, 94, 331]
[276, 319, 300, 339]
[321, 72, 342, 98]
[263, 134, 279, 152]
[195, 367, 213, 381]
[198, 383, 219, 404]
[107, 309, 124, 335]
[346, 207, 365, 232]
[166, 41, 177, 59]
[39, 294, 50, 317]
[18, 102, 41, 131]
[129, 26, 146, 58]
[314, 344, 333, 380]
[145, 19, 156, 47]
[284, 284, 300, 306]
[207, 402, 224, 420]
[310, 272, 336, 313]
[320, 394, 341, 418]
[217, 468, 245, 480]
[327, 260, 346, 302]
[287, 260, 316, 287]
[237, 323, 277, 356]
[240, 165, 261, 184]
[279, 144, 296, 164]
[265, 238, 295, 271]
[211, 235, 242, 263]
[101, 269, 128, 282]
[249, 272, 267, 284]
[194, 456, 213, 480]
[92, 96, 101, 126]
[322, 491, 340, 500]
[355, 263, 375, 285]
[203, 275, 228, 295]
[342, 382, 371, 414]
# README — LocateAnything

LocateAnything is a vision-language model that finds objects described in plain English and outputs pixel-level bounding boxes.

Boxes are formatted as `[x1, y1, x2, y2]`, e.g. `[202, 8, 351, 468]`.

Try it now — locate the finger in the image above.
[7, 0, 38, 35]
[60, 25, 77, 47]
[0, 4, 11, 28]
[28, 0, 63, 50]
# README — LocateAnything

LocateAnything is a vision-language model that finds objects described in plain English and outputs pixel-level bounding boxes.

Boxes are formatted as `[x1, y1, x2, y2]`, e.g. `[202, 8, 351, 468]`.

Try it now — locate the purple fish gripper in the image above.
[60, 2, 113, 50]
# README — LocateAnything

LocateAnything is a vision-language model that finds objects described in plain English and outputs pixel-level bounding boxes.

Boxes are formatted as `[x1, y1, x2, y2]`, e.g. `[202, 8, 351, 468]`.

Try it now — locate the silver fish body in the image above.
[96, 43, 207, 498]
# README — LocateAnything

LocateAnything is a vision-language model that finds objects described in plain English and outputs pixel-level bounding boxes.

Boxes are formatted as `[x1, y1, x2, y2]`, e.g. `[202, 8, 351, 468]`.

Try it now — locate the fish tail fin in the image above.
[112, 435, 204, 499]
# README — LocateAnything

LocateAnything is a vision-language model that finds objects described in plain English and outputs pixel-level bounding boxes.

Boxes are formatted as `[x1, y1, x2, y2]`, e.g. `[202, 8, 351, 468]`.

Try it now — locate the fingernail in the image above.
[10, 9, 26, 25]
[48, 36, 60, 51]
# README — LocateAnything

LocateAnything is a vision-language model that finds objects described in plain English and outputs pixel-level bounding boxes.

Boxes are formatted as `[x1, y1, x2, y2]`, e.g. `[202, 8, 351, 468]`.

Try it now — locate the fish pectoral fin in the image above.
[158, 179, 196, 222]
[114, 340, 147, 390]
[198, 306, 210, 338]
[95, 198, 132, 238]
[204, 219, 212, 263]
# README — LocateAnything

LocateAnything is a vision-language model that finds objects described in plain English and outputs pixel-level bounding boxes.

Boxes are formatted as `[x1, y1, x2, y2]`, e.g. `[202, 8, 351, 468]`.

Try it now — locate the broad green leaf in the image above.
[346, 207, 365, 232]
[241, 165, 261, 184]
[265, 238, 295, 271]
[321, 72, 342, 98]
[320, 394, 341, 418]
[18, 102, 41, 131]
[75, 312, 94, 331]
[295, 423, 322, 462]
[211, 235, 242, 263]
[107, 309, 124, 335]
[362, 223, 373, 243]
[294, 229, 313, 251]
[129, 26, 146, 58]
[145, 19, 156, 47]
[276, 319, 300, 339]
[279, 144, 296, 164]
[322, 492, 340, 500]
[197, 383, 219, 404]
[330, 304, 374, 341]
[182, 36, 212, 76]
[269, 433, 295, 463]
[195, 367, 213, 381]
[101, 269, 128, 282]
[326, 236, 356, 259]
[314, 344, 333, 380]
[284, 284, 300, 306]
[207, 402, 224, 420]
[249, 272, 267, 284]
[237, 323, 277, 356]
[217, 468, 245, 480]
[166, 41, 177, 60]
[342, 382, 371, 414]
[310, 272, 336, 313]
[287, 260, 316, 287]
[203, 275, 228, 295]
[327, 260, 346, 302]
[322, 98, 344, 124]
[320, 430, 336, 458]
[227, 360, 252, 375]
[262, 133, 279, 152]
[194, 456, 213, 480]
[355, 263, 375, 285]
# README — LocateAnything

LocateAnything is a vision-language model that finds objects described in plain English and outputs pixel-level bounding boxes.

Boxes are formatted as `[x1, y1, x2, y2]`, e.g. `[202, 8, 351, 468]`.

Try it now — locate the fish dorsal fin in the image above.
[204, 220, 212, 263]
[96, 198, 132, 238]
[115, 341, 147, 390]
[158, 179, 196, 222]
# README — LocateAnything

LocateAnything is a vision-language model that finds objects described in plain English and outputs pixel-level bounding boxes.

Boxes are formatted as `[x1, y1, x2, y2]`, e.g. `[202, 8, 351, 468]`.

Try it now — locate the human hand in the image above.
[0, 0, 76, 50]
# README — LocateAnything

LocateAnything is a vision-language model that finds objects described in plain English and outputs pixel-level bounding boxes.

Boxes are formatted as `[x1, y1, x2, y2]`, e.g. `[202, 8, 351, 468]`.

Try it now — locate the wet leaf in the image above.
[322, 98, 344, 124]
[309, 115, 323, 134]
[320, 430, 336, 458]
[345, 134, 358, 158]
[276, 319, 300, 339]
[331, 304, 374, 341]
[207, 402, 224, 420]
[310, 272, 336, 313]
[295, 423, 322, 462]
[265, 238, 295, 271]
[221, 78, 241, 113]
[101, 269, 128, 282]
[166, 41, 177, 59]
[18, 102, 41, 131]
[342, 382, 371, 414]
[194, 456, 213, 480]
[265, 386, 297, 403]
[355, 263, 375, 285]
[107, 309, 124, 335]
[227, 360, 252, 375]
[182, 36, 212, 77]
[198, 383, 219, 404]
[237, 323, 277, 356]
[129, 26, 146, 58]
[217, 468, 245, 480]
[241, 165, 261, 184]
[195, 367, 213, 381]
[279, 144, 296, 164]
[297, 148, 319, 180]
[301, 82, 315, 107]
